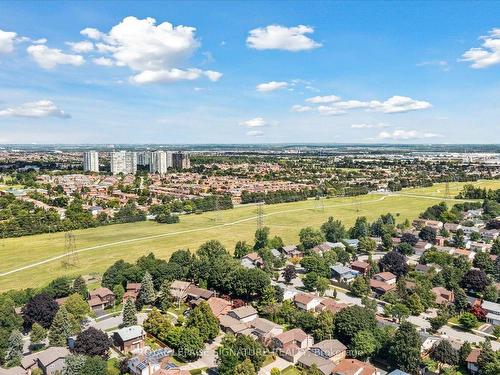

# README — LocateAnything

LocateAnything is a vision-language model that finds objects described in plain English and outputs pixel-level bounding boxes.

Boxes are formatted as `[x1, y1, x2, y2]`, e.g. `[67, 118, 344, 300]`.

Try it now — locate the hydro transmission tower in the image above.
[62, 232, 78, 268]
[315, 181, 325, 212]
[444, 181, 451, 200]
[257, 202, 264, 229]
[214, 195, 221, 223]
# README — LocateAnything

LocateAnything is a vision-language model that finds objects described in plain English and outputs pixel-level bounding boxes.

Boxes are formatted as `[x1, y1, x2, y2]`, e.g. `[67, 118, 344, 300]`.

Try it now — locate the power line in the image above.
[62, 231, 78, 268]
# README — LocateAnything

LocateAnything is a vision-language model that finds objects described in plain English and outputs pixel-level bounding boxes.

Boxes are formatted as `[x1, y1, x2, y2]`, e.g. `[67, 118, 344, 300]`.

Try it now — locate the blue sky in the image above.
[0, 1, 499, 144]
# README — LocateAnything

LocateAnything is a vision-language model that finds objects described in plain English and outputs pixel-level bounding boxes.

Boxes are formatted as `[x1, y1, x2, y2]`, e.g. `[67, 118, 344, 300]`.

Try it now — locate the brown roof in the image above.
[370, 279, 396, 293]
[126, 282, 141, 291]
[466, 348, 481, 364]
[276, 328, 308, 345]
[350, 260, 370, 270]
[333, 358, 377, 375]
[294, 293, 317, 305]
[207, 297, 231, 318]
[374, 272, 396, 281]
[89, 287, 114, 299]
[229, 305, 258, 320]
[186, 285, 214, 300]
[154, 369, 190, 375]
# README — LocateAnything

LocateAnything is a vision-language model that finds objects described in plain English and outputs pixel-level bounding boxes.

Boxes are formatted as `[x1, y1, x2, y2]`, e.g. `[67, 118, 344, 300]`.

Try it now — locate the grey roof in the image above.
[115, 325, 144, 341]
[251, 317, 280, 334]
[297, 351, 334, 375]
[270, 248, 281, 257]
[311, 339, 347, 357]
[229, 305, 258, 319]
[331, 265, 358, 276]
[0, 367, 26, 375]
[21, 347, 70, 369]
[482, 300, 500, 314]
[388, 370, 411, 375]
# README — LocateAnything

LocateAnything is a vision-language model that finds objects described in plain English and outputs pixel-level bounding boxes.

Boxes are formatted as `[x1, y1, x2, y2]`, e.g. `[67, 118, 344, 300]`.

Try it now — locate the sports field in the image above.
[0, 180, 498, 292]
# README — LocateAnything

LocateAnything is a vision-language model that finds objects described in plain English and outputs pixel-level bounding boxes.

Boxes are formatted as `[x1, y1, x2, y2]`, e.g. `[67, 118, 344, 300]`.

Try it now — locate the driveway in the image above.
[91, 312, 148, 331]
[179, 334, 223, 372]
[258, 357, 291, 375]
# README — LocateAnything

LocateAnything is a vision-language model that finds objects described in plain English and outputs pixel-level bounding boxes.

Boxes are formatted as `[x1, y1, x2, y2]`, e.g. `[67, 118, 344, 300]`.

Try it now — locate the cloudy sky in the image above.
[0, 1, 499, 144]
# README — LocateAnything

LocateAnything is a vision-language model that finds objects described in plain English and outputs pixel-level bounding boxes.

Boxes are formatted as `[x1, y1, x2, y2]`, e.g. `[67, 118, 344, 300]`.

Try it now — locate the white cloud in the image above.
[306, 95, 341, 103]
[93, 57, 114, 66]
[247, 24, 322, 51]
[417, 60, 450, 71]
[80, 16, 221, 84]
[295, 95, 432, 116]
[256, 81, 288, 92]
[317, 105, 346, 116]
[130, 68, 221, 84]
[80, 27, 104, 40]
[241, 117, 268, 127]
[246, 130, 264, 137]
[67, 40, 94, 53]
[376, 129, 441, 140]
[0, 29, 18, 53]
[27, 45, 84, 69]
[351, 123, 390, 129]
[0, 100, 70, 118]
[461, 28, 500, 69]
[291, 105, 313, 112]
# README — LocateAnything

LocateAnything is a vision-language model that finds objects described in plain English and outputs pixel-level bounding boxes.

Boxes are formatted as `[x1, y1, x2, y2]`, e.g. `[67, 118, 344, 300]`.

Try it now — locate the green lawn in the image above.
[0, 180, 498, 292]
[281, 366, 302, 375]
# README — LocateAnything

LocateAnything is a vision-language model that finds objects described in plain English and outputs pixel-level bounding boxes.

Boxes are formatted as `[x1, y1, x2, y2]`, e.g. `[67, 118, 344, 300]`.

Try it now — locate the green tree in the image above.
[143, 308, 171, 340]
[334, 305, 376, 344]
[62, 354, 86, 375]
[313, 310, 334, 342]
[315, 277, 331, 296]
[112, 284, 125, 303]
[6, 330, 23, 366]
[122, 298, 137, 328]
[72, 276, 88, 299]
[321, 217, 346, 242]
[30, 323, 47, 348]
[473, 252, 494, 274]
[254, 227, 270, 250]
[139, 271, 156, 305]
[80, 356, 107, 375]
[350, 276, 370, 297]
[299, 227, 325, 250]
[352, 330, 378, 359]
[49, 305, 75, 346]
[453, 287, 468, 312]
[217, 334, 266, 375]
[177, 327, 204, 360]
[234, 241, 252, 258]
[458, 312, 478, 330]
[386, 303, 410, 323]
[63, 293, 90, 322]
[484, 285, 498, 302]
[350, 217, 370, 239]
[0, 297, 22, 333]
[389, 322, 421, 374]
[186, 301, 219, 342]
[430, 340, 459, 366]
[270, 368, 281, 375]
[303, 272, 319, 292]
[358, 237, 377, 254]
[234, 358, 257, 375]
[158, 280, 173, 311]
[406, 293, 424, 315]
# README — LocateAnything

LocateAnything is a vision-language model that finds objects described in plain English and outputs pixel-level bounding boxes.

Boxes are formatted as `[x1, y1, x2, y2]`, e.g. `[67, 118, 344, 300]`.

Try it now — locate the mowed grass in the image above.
[0, 180, 499, 292]
[402, 179, 500, 198]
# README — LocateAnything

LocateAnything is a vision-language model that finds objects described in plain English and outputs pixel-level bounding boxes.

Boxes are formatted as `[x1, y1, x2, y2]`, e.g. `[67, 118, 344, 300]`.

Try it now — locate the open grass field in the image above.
[0, 180, 498, 292]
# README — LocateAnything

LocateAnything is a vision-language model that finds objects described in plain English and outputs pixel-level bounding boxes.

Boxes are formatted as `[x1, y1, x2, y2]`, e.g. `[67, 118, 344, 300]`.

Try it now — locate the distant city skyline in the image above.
[0, 1, 500, 144]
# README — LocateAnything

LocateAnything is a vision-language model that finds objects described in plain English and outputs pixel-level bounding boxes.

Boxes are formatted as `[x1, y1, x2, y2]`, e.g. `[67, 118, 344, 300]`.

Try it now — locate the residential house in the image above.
[154, 368, 190, 375]
[21, 347, 70, 375]
[169, 280, 192, 301]
[240, 252, 264, 269]
[227, 305, 258, 323]
[333, 358, 379, 375]
[297, 351, 335, 375]
[482, 300, 500, 326]
[469, 242, 492, 253]
[316, 298, 349, 314]
[350, 260, 370, 275]
[432, 287, 455, 305]
[114, 325, 146, 354]
[273, 328, 314, 363]
[342, 239, 359, 250]
[310, 339, 347, 364]
[420, 333, 442, 353]
[369, 279, 396, 296]
[250, 318, 284, 344]
[373, 272, 397, 285]
[415, 264, 432, 273]
[185, 285, 214, 303]
[444, 223, 462, 232]
[294, 293, 322, 312]
[0, 367, 25, 375]
[218, 315, 250, 335]
[282, 245, 303, 258]
[88, 287, 115, 311]
[466, 348, 481, 374]
[330, 265, 359, 283]
[481, 229, 499, 241]
[452, 248, 475, 261]
[127, 348, 173, 375]
[413, 240, 432, 256]
[123, 283, 141, 303]
[207, 297, 232, 318]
